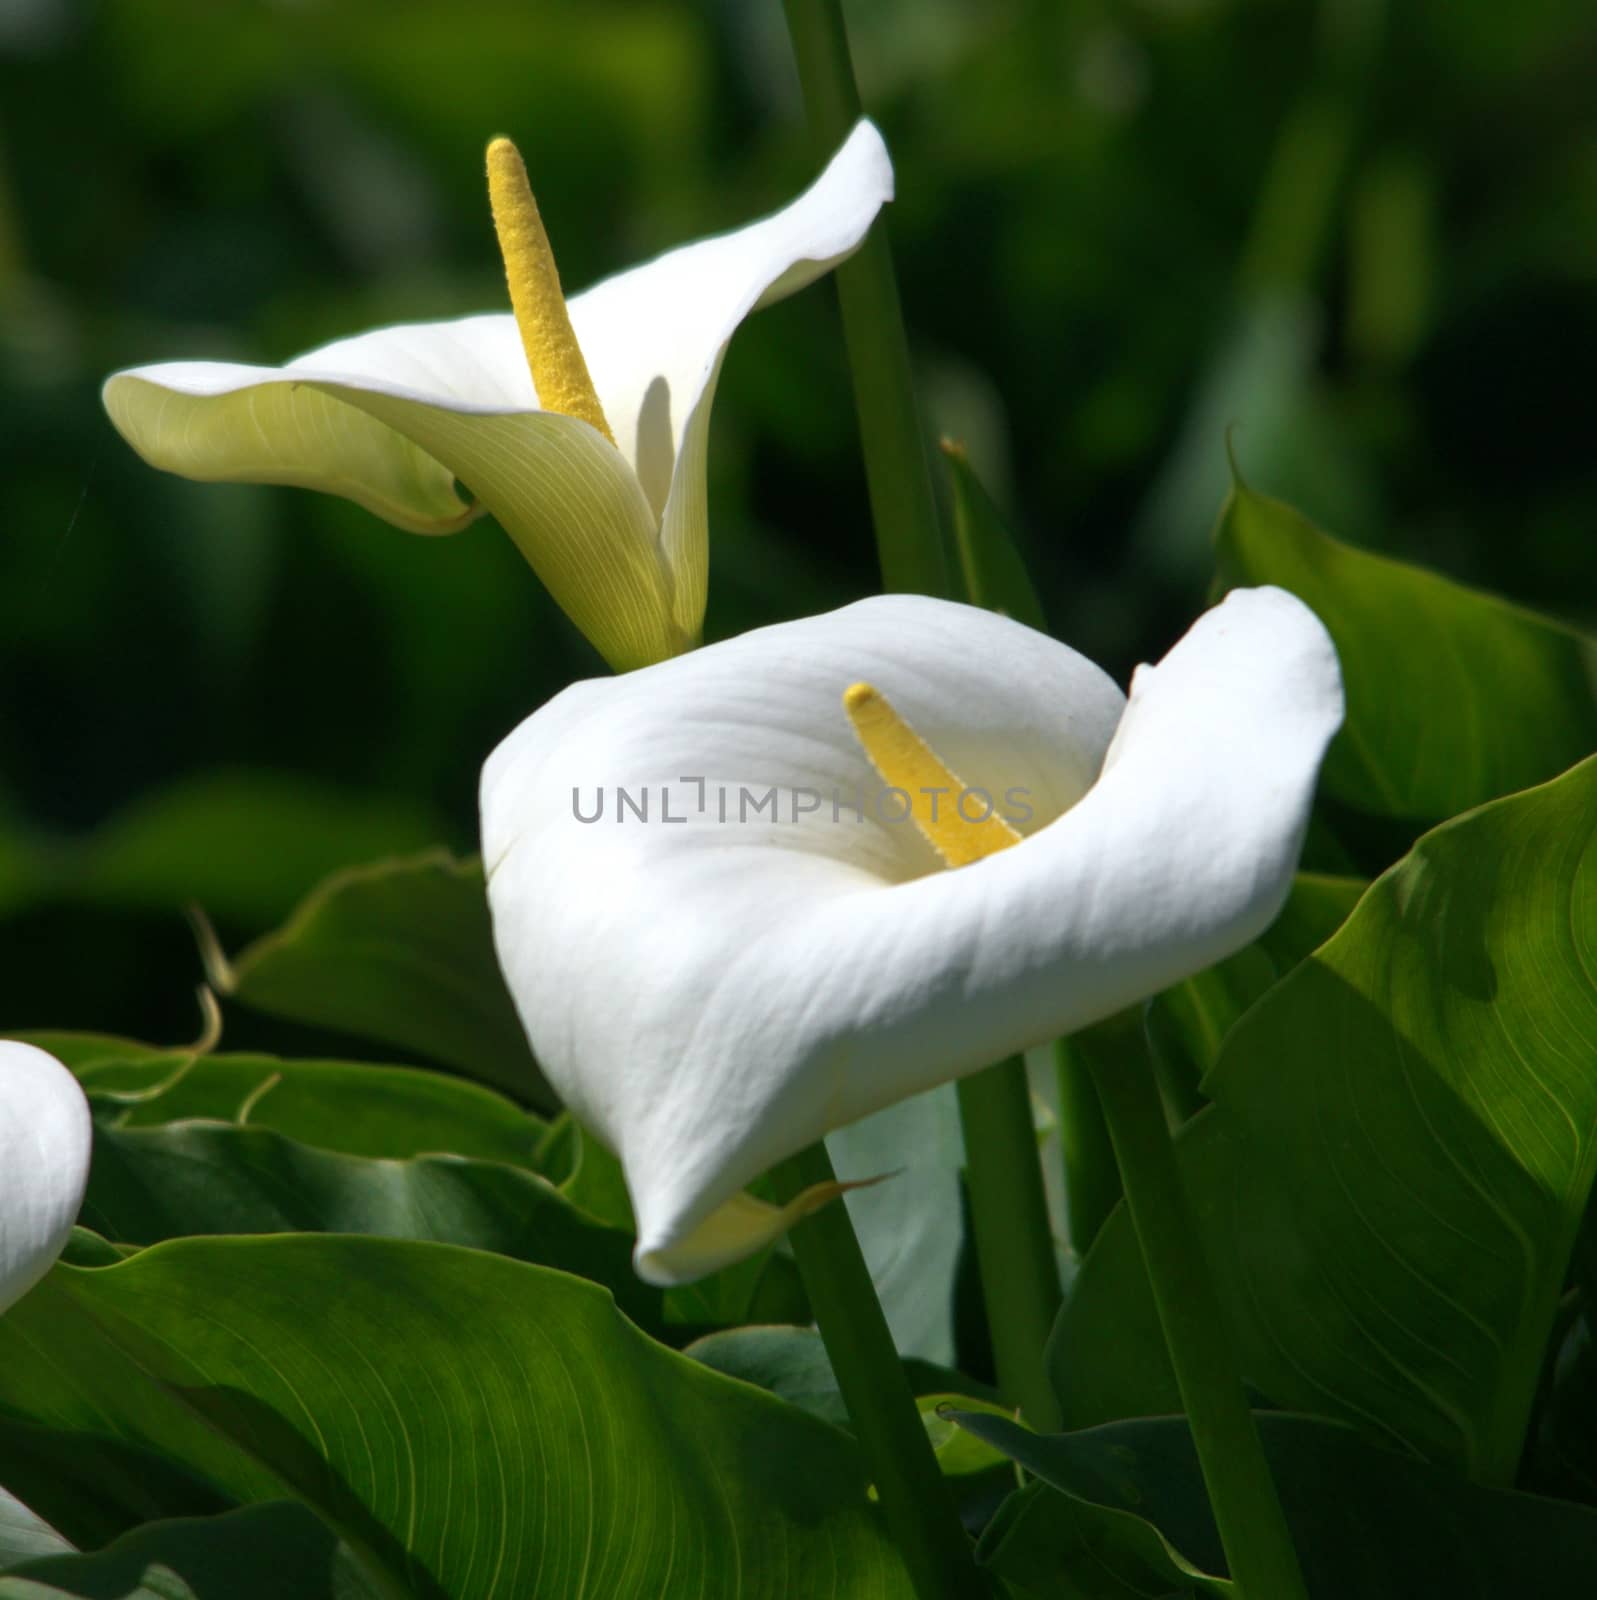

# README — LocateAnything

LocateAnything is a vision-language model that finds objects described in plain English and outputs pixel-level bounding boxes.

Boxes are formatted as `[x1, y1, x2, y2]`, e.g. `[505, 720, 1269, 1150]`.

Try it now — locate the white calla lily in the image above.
[102, 122, 893, 671]
[481, 587, 1343, 1285]
[0, 1042, 92, 1313]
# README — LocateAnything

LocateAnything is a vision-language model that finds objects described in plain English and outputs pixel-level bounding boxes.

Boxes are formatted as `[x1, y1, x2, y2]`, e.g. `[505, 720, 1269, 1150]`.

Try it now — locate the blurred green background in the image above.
[2, 0, 1594, 1043]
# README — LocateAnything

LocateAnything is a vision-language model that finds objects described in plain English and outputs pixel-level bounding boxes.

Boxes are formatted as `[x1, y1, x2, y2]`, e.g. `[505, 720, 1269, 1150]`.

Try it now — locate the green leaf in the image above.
[688, 1326, 853, 1428]
[961, 1411, 1597, 1598]
[916, 1396, 1014, 1481]
[1146, 872, 1365, 1092]
[977, 1475, 1226, 1599]
[212, 851, 553, 1108]
[0, 1488, 71, 1571]
[539, 1117, 794, 1330]
[1214, 476, 1597, 820]
[827, 1085, 969, 1364]
[0, 772, 440, 928]
[0, 1416, 231, 1554]
[685, 1327, 1012, 1530]
[659, 1244, 795, 1331]
[1257, 872, 1366, 968]
[0, 1239, 914, 1599]
[687, 1325, 1003, 1436]
[940, 439, 1048, 630]
[74, 771, 441, 927]
[57, 1227, 134, 1267]
[81, 1120, 667, 1338]
[0, 1501, 375, 1599]
[548, 1116, 634, 1228]
[76, 1048, 542, 1166]
[12, 1033, 171, 1071]
[1052, 756, 1597, 1482]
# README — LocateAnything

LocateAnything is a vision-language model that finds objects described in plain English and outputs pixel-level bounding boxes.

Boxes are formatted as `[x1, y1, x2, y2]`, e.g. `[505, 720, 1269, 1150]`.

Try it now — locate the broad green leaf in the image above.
[1259, 872, 1366, 968]
[211, 851, 553, 1108]
[977, 1471, 1225, 1598]
[74, 771, 440, 926]
[73, 1048, 542, 1166]
[1147, 872, 1365, 1091]
[979, 1478, 1221, 1599]
[1214, 477, 1597, 819]
[0, 1488, 70, 1571]
[689, 1326, 852, 1428]
[0, 1501, 375, 1599]
[11, 1033, 171, 1071]
[1063, 873, 1367, 1250]
[1051, 757, 1597, 1482]
[538, 1115, 796, 1329]
[687, 1325, 1003, 1432]
[659, 1244, 797, 1330]
[58, 1227, 134, 1267]
[961, 1411, 1597, 1598]
[0, 1239, 913, 1600]
[685, 1328, 1012, 1525]
[549, 1116, 634, 1229]
[82, 1121, 666, 1338]
[0, 1415, 230, 1554]
[0, 773, 439, 928]
[940, 439, 1048, 631]
[916, 1396, 1013, 1482]
[827, 1085, 968, 1364]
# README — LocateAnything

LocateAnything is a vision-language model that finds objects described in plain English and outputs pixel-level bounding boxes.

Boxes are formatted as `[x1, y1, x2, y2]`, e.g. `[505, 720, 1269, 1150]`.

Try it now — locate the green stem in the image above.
[781, 0, 949, 598]
[1051, 1037, 1121, 1256]
[1085, 1041, 1309, 1600]
[954, 1059, 1062, 1430]
[771, 1142, 985, 1600]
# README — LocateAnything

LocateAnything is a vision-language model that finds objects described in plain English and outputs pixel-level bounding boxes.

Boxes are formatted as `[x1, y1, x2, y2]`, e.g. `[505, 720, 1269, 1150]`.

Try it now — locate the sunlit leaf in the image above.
[213, 851, 553, 1108]
[1052, 756, 1597, 1483]
[72, 1047, 542, 1166]
[1215, 476, 1597, 819]
[0, 1239, 913, 1600]
[82, 1120, 665, 1337]
[940, 439, 1048, 631]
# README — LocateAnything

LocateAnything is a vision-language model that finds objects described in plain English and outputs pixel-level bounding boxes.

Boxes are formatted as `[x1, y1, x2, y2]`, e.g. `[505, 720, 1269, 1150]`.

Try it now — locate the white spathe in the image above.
[101, 122, 894, 672]
[481, 589, 1344, 1284]
[0, 1042, 92, 1313]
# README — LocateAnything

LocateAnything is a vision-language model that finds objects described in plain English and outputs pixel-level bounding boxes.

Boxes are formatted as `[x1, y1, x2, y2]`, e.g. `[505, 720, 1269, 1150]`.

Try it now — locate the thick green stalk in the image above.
[1051, 1036, 1121, 1256]
[954, 1060, 1062, 1430]
[781, 0, 949, 598]
[782, 0, 1062, 1439]
[770, 1143, 985, 1600]
[1085, 1043, 1308, 1600]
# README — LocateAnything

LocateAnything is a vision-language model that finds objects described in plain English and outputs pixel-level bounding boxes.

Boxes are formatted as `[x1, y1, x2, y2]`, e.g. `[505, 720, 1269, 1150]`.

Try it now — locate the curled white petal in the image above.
[0, 1042, 92, 1312]
[481, 589, 1343, 1283]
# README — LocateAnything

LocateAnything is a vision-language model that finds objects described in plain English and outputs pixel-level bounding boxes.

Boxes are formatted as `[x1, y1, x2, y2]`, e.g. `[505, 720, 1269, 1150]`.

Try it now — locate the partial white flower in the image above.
[0, 1042, 92, 1312]
[481, 589, 1343, 1284]
[101, 122, 894, 671]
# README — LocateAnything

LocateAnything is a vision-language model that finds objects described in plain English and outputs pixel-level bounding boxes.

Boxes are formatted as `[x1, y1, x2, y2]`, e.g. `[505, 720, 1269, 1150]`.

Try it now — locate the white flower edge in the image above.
[481, 588, 1344, 1284]
[100, 123, 894, 668]
[0, 1042, 92, 1313]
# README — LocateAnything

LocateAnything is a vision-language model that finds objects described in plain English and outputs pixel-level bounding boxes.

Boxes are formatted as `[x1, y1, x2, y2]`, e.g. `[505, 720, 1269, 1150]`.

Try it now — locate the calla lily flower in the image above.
[101, 122, 893, 671]
[0, 1042, 92, 1313]
[481, 588, 1343, 1284]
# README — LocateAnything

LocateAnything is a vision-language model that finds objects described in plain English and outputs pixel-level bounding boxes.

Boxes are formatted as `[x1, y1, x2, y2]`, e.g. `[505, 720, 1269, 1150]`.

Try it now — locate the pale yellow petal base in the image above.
[634, 1174, 887, 1287]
